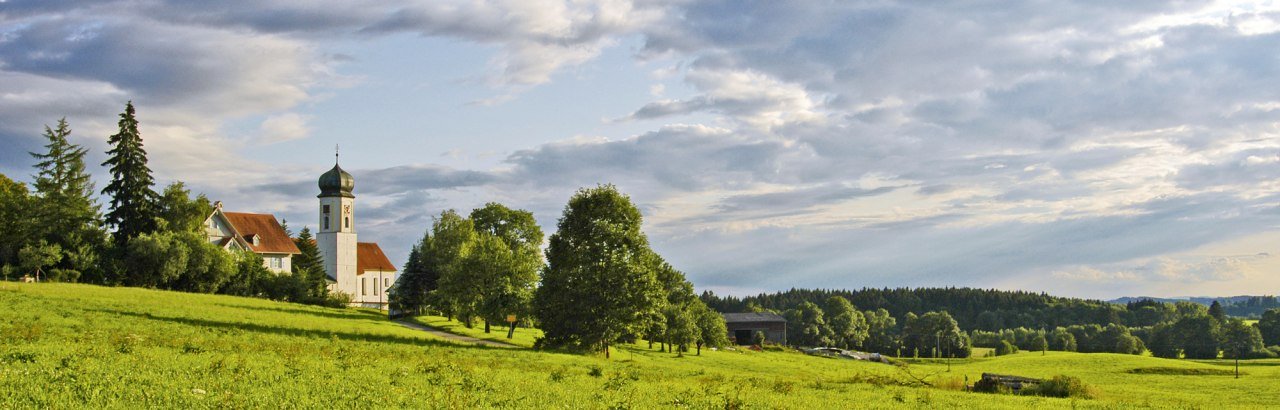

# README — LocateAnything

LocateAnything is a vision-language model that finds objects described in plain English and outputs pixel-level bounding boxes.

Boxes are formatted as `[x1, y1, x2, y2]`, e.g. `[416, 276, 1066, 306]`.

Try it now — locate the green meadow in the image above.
[3, 283, 1278, 409]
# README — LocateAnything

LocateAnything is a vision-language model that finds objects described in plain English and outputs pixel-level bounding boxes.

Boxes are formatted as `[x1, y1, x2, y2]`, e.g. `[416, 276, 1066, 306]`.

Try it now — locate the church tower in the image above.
[317, 154, 358, 297]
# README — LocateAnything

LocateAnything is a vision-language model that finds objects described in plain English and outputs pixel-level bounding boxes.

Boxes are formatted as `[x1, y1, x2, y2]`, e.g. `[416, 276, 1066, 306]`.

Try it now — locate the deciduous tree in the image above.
[533, 185, 664, 357]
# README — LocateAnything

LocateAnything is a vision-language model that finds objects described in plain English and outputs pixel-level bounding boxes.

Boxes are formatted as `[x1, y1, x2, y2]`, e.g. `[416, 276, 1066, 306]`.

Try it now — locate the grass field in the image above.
[3, 282, 1279, 408]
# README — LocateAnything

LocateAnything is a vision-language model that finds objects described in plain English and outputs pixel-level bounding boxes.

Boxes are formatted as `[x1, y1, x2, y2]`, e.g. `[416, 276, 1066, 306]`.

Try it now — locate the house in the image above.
[722, 312, 787, 345]
[204, 202, 300, 273]
[316, 159, 399, 309]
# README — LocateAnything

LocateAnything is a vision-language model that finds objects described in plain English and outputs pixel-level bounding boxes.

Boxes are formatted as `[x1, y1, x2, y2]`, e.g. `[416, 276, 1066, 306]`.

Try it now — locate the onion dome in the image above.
[318, 163, 354, 198]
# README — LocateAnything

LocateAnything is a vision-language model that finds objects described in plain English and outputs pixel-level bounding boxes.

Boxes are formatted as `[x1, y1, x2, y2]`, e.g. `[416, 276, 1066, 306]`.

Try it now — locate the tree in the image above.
[1174, 315, 1221, 359]
[124, 231, 189, 288]
[390, 234, 433, 315]
[1259, 308, 1280, 347]
[1209, 300, 1227, 322]
[28, 118, 103, 278]
[220, 252, 272, 297]
[903, 311, 970, 358]
[663, 304, 698, 356]
[469, 203, 544, 336]
[1221, 319, 1266, 378]
[1147, 323, 1180, 358]
[787, 301, 832, 347]
[101, 102, 159, 246]
[0, 174, 34, 268]
[533, 185, 664, 357]
[1030, 333, 1049, 354]
[291, 227, 329, 303]
[168, 231, 236, 293]
[156, 182, 212, 233]
[863, 308, 898, 354]
[428, 210, 479, 325]
[18, 240, 61, 281]
[693, 302, 729, 355]
[824, 296, 868, 349]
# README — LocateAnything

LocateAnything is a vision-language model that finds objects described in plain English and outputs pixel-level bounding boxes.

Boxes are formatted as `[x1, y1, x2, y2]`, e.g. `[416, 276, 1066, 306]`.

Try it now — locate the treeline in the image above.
[975, 303, 1280, 359]
[391, 185, 730, 356]
[0, 103, 340, 307]
[771, 296, 971, 358]
[703, 287, 1139, 330]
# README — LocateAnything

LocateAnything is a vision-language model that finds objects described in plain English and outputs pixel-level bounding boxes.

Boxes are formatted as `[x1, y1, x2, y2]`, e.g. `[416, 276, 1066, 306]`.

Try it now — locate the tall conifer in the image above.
[29, 118, 103, 272]
[101, 102, 159, 246]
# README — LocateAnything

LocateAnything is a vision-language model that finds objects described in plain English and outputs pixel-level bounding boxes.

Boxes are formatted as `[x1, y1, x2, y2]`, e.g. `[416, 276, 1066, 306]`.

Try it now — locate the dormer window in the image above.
[247, 234, 260, 246]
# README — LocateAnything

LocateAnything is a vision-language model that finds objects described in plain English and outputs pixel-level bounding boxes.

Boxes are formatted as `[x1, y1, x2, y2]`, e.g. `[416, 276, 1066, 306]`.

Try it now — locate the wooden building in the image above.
[722, 312, 787, 345]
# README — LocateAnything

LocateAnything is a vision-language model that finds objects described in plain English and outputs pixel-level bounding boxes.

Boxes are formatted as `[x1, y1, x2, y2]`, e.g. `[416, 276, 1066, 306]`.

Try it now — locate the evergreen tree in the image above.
[533, 185, 664, 357]
[1209, 300, 1227, 322]
[28, 118, 103, 276]
[101, 102, 159, 246]
[390, 235, 433, 315]
[292, 227, 328, 300]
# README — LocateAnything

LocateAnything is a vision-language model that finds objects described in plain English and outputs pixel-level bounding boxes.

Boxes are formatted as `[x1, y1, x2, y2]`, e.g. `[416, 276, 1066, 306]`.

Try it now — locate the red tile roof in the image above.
[357, 242, 396, 273]
[222, 212, 301, 255]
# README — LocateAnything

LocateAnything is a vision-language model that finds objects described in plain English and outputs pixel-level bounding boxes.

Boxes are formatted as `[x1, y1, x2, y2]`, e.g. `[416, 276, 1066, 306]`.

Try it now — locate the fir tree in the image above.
[291, 227, 328, 300]
[28, 118, 103, 275]
[101, 102, 159, 246]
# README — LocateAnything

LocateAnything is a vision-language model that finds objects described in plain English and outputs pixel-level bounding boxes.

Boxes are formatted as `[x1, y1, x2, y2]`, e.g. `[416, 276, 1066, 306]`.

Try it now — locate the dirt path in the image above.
[395, 320, 518, 348]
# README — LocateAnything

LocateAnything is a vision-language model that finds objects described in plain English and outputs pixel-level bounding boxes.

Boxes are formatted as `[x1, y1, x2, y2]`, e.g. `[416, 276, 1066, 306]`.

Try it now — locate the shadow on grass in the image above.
[211, 302, 378, 321]
[89, 308, 506, 350]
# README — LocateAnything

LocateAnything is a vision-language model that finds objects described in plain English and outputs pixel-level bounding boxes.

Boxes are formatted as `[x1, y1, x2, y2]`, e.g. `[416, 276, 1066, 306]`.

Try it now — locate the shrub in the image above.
[995, 340, 1018, 356]
[1024, 375, 1095, 399]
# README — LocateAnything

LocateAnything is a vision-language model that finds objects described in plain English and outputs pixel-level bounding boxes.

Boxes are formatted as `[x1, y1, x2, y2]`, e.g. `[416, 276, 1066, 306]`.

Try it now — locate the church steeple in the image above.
[318, 148, 355, 198]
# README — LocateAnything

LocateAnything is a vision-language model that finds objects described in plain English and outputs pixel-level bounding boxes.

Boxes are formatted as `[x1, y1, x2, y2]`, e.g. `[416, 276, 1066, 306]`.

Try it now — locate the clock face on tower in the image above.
[343, 205, 351, 216]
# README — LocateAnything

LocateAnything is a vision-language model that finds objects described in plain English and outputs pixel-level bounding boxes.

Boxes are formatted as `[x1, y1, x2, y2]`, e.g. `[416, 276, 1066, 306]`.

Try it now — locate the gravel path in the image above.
[395, 320, 518, 348]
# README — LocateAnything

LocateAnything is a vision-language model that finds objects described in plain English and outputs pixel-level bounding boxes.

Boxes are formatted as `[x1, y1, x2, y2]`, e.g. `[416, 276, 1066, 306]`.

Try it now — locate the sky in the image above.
[3, 1, 1280, 300]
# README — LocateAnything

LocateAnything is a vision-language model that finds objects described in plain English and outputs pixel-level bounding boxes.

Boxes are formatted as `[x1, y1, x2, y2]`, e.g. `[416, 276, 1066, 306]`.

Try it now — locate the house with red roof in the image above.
[204, 202, 300, 273]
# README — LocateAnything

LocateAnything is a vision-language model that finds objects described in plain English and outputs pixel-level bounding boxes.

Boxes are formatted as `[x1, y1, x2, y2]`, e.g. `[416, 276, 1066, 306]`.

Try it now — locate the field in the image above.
[3, 283, 1279, 409]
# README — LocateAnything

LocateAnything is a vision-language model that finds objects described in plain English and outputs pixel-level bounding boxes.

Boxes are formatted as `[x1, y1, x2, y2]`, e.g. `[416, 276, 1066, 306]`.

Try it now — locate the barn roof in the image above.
[721, 312, 786, 323]
[221, 212, 301, 255]
[357, 242, 396, 273]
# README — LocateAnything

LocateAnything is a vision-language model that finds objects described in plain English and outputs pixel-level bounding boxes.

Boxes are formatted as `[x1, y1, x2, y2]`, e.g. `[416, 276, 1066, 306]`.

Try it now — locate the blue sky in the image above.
[3, 1, 1280, 299]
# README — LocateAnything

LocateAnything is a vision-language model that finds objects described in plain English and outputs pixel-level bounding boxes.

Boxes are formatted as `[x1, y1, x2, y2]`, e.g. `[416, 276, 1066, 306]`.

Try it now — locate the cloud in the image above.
[257, 113, 311, 144]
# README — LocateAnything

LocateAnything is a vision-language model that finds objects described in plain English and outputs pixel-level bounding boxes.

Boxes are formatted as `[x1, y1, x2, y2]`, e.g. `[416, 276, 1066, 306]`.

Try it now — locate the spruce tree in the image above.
[292, 227, 328, 299]
[101, 102, 159, 246]
[29, 118, 103, 276]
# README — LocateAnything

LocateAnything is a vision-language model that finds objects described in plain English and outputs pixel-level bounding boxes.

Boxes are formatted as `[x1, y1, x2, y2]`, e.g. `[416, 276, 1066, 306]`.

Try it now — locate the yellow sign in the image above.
[506, 315, 517, 323]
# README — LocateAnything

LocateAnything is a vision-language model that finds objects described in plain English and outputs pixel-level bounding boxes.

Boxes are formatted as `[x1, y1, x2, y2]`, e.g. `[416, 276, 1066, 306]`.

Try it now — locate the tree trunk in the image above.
[648, 340, 653, 349]
[604, 343, 610, 359]
[507, 322, 516, 339]
[697, 342, 702, 356]
[484, 320, 490, 333]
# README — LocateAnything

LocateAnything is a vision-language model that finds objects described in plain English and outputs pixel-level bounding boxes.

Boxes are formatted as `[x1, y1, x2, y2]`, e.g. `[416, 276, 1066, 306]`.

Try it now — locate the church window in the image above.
[322, 205, 330, 214]
[324, 217, 329, 230]
[344, 217, 350, 229]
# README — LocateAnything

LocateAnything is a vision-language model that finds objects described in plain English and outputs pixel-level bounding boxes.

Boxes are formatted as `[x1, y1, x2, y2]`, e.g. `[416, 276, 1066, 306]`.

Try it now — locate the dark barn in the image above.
[722, 312, 787, 345]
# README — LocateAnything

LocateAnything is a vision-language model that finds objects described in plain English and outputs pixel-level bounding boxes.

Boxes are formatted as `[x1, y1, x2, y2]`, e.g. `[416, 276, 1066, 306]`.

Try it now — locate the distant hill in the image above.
[1109, 295, 1280, 318]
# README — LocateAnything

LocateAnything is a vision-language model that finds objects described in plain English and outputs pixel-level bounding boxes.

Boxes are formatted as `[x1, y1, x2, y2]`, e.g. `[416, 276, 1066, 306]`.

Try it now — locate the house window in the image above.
[361, 278, 367, 296]
[269, 257, 282, 270]
[384, 278, 389, 287]
[374, 281, 379, 296]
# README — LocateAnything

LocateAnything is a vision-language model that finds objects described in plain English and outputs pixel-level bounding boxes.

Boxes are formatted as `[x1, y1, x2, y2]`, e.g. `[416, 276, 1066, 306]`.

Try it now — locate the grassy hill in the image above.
[3, 283, 1277, 408]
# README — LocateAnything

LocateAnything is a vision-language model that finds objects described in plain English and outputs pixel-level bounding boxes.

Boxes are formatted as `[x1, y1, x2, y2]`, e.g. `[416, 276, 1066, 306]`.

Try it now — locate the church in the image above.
[203, 158, 398, 309]
[315, 160, 398, 309]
